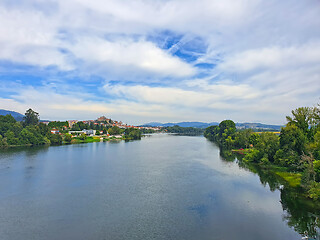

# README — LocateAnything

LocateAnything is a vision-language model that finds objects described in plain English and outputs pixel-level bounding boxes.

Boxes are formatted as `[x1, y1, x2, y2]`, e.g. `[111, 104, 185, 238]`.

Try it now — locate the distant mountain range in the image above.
[0, 109, 24, 121]
[1, 109, 283, 131]
[142, 121, 283, 131]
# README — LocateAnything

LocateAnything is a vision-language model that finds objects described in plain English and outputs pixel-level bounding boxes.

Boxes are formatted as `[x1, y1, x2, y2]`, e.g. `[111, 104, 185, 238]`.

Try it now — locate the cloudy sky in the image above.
[0, 0, 319, 125]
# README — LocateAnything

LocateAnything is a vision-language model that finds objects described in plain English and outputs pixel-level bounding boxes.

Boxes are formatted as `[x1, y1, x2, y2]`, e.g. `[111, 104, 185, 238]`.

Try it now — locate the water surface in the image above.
[0, 134, 316, 239]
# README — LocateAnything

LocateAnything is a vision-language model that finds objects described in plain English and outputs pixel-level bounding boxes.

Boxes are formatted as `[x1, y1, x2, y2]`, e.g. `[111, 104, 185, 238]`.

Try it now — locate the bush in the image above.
[79, 133, 87, 140]
[243, 149, 262, 163]
[307, 182, 320, 200]
[64, 134, 72, 143]
[48, 134, 62, 144]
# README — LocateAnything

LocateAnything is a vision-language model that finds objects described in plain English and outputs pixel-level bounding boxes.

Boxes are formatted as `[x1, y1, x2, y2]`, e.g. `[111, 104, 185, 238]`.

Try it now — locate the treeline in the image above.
[0, 109, 62, 147]
[204, 105, 320, 200]
[165, 125, 204, 135]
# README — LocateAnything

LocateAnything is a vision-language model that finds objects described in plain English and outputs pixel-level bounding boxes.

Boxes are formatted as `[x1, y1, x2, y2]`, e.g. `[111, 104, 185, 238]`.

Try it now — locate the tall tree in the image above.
[23, 108, 39, 126]
[286, 107, 312, 134]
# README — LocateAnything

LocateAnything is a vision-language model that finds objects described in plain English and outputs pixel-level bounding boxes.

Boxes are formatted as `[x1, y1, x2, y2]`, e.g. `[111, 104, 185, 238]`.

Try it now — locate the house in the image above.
[82, 129, 96, 136]
[51, 129, 59, 134]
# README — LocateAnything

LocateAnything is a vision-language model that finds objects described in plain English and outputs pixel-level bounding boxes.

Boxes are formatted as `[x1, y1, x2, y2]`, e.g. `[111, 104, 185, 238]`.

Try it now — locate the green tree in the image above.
[286, 107, 312, 135]
[280, 125, 306, 155]
[234, 129, 252, 148]
[23, 108, 39, 126]
[64, 133, 72, 143]
[108, 126, 121, 135]
[256, 133, 280, 162]
[5, 130, 19, 145]
[48, 133, 62, 144]
[38, 123, 51, 136]
[219, 120, 236, 136]
[249, 133, 260, 146]
[124, 128, 141, 140]
[204, 125, 219, 141]
[0, 135, 8, 148]
[79, 133, 87, 140]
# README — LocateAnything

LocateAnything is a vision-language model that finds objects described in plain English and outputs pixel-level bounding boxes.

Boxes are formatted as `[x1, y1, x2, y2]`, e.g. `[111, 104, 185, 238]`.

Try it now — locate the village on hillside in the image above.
[42, 116, 162, 138]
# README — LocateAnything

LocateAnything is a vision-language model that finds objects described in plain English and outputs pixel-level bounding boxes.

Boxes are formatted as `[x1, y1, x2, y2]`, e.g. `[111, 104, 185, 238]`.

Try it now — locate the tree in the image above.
[23, 108, 39, 126]
[286, 107, 312, 135]
[48, 133, 62, 144]
[0, 135, 8, 148]
[204, 125, 219, 141]
[108, 126, 121, 135]
[280, 125, 306, 155]
[256, 133, 280, 162]
[79, 133, 87, 140]
[234, 129, 252, 148]
[124, 128, 141, 140]
[249, 133, 260, 146]
[64, 133, 72, 143]
[5, 130, 19, 145]
[219, 120, 236, 136]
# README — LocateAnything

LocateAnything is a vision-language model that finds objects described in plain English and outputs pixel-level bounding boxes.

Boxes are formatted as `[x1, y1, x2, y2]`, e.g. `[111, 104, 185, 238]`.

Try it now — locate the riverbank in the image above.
[229, 148, 320, 202]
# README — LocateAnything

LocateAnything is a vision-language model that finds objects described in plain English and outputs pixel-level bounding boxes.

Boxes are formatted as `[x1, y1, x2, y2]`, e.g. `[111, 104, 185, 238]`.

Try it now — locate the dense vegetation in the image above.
[204, 105, 320, 200]
[0, 109, 62, 147]
[165, 125, 204, 135]
[124, 128, 142, 140]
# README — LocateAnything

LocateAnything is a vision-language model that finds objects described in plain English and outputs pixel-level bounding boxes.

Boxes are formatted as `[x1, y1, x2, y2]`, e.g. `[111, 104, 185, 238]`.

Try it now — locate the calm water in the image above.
[0, 134, 318, 240]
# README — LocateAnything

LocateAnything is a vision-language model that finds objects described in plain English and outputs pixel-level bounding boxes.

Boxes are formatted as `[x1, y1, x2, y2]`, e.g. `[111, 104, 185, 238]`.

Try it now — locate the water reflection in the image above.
[220, 149, 320, 239]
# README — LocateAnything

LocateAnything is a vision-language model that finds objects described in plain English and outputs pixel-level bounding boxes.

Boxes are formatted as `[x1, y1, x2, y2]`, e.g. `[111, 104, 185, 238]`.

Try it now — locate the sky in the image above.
[0, 0, 319, 125]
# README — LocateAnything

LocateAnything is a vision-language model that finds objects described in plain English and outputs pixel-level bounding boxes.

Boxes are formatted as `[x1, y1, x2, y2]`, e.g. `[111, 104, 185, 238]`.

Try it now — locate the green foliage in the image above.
[108, 126, 122, 135]
[48, 133, 62, 144]
[38, 123, 50, 136]
[165, 125, 204, 135]
[79, 133, 87, 140]
[71, 122, 89, 131]
[5, 130, 19, 145]
[124, 128, 141, 140]
[280, 125, 306, 155]
[249, 133, 260, 146]
[204, 125, 219, 141]
[64, 133, 72, 143]
[275, 172, 301, 187]
[255, 133, 279, 162]
[243, 149, 262, 163]
[234, 129, 252, 148]
[314, 160, 320, 182]
[219, 120, 236, 136]
[307, 182, 320, 200]
[0, 135, 8, 148]
[204, 104, 320, 202]
[48, 121, 69, 128]
[23, 108, 39, 126]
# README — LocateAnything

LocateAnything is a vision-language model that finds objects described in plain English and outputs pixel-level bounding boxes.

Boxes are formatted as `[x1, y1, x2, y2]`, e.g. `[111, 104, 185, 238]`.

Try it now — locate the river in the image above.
[0, 134, 318, 240]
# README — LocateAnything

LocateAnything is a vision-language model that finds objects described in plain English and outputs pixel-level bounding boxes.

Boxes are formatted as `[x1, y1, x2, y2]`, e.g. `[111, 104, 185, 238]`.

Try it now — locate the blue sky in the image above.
[0, 0, 319, 125]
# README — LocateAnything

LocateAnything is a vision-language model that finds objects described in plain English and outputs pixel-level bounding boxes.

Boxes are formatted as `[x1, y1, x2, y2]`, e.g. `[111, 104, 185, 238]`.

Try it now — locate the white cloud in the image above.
[219, 42, 320, 73]
[0, 0, 319, 123]
[0, 6, 72, 70]
[68, 37, 196, 78]
[103, 81, 258, 107]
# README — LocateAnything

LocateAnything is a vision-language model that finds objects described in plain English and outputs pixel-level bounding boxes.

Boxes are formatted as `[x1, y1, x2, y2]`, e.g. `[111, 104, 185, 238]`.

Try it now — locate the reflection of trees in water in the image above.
[220, 150, 320, 239]
[281, 187, 320, 239]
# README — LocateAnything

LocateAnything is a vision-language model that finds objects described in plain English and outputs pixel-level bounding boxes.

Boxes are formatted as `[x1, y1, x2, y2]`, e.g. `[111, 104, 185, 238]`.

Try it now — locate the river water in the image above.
[0, 134, 318, 240]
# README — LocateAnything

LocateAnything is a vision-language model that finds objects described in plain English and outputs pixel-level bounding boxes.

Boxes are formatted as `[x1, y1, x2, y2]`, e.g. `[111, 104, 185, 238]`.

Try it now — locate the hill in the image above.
[141, 121, 219, 128]
[142, 121, 282, 130]
[0, 109, 24, 121]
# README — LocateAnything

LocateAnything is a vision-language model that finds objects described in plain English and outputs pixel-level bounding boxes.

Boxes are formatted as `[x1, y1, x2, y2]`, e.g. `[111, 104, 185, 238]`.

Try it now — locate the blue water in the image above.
[0, 134, 308, 239]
